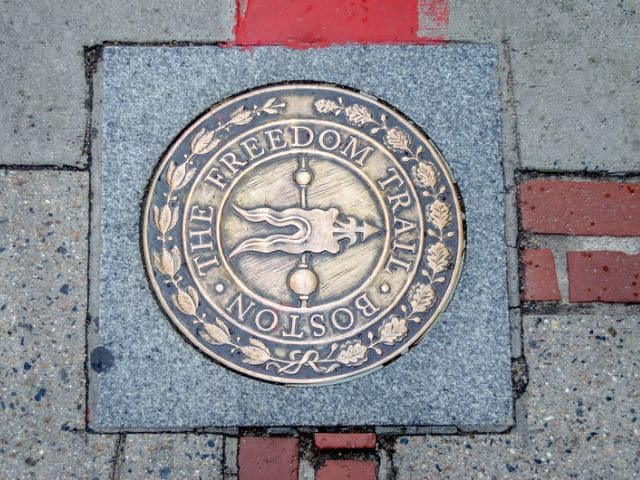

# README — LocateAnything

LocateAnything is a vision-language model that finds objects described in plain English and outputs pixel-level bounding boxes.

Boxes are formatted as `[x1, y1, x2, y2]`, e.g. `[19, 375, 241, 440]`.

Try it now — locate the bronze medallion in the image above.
[142, 82, 465, 385]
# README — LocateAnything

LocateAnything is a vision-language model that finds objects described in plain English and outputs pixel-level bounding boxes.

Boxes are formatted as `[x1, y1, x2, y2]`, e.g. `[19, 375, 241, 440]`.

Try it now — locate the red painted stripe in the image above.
[418, 0, 450, 36]
[314, 432, 377, 450]
[521, 249, 561, 302]
[520, 179, 640, 236]
[233, 0, 448, 48]
[567, 251, 640, 303]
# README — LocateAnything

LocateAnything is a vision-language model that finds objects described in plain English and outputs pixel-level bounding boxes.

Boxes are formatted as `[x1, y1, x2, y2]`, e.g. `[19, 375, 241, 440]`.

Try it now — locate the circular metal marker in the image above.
[142, 82, 465, 385]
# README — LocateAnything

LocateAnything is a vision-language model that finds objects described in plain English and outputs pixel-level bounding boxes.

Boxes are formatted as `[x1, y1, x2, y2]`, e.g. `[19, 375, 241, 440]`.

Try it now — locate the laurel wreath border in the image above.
[148, 94, 457, 377]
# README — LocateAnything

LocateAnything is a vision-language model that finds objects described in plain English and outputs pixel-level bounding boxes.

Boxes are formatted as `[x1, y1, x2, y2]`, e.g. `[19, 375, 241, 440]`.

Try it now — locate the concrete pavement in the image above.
[1, 1, 638, 478]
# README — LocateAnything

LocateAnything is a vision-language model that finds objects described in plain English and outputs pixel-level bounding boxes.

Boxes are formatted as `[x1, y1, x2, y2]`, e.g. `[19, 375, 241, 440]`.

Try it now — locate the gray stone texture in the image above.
[0, 0, 235, 167]
[0, 171, 115, 478]
[1, 0, 636, 173]
[393, 314, 640, 478]
[449, 1, 640, 173]
[224, 436, 239, 478]
[0, 0, 636, 477]
[89, 44, 512, 430]
[120, 434, 223, 479]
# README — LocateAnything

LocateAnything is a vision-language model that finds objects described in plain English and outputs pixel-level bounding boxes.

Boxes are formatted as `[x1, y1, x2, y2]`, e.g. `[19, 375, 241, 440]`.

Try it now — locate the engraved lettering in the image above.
[354, 293, 380, 318]
[264, 128, 287, 151]
[377, 167, 404, 190]
[282, 314, 304, 338]
[189, 228, 214, 252]
[226, 294, 255, 322]
[192, 255, 220, 277]
[392, 241, 416, 253]
[393, 217, 417, 236]
[386, 191, 412, 213]
[220, 151, 248, 175]
[188, 208, 217, 268]
[143, 85, 464, 384]
[310, 313, 326, 337]
[190, 205, 214, 224]
[255, 309, 278, 332]
[331, 307, 354, 331]
[204, 166, 227, 190]
[290, 125, 314, 147]
[318, 129, 341, 151]
[385, 255, 412, 273]
[239, 136, 265, 160]
[340, 136, 375, 167]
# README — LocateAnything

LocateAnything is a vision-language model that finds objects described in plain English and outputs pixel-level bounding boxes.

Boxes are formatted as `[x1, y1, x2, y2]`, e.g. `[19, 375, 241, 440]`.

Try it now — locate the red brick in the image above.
[314, 433, 377, 450]
[238, 436, 298, 480]
[316, 460, 377, 480]
[519, 179, 640, 236]
[567, 251, 640, 303]
[521, 249, 561, 301]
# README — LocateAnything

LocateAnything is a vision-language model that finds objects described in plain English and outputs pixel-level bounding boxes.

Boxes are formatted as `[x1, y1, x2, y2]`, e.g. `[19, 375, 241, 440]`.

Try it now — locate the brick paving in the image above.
[1, 1, 639, 479]
[519, 178, 640, 305]
[521, 248, 561, 301]
[314, 433, 377, 451]
[238, 437, 298, 480]
[567, 251, 640, 303]
[316, 460, 377, 480]
[520, 179, 640, 236]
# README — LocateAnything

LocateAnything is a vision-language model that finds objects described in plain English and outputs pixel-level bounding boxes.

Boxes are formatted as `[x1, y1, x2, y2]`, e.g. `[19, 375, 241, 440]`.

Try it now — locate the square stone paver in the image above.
[393, 313, 640, 478]
[88, 44, 512, 430]
[120, 434, 223, 479]
[0, 0, 234, 167]
[0, 170, 115, 478]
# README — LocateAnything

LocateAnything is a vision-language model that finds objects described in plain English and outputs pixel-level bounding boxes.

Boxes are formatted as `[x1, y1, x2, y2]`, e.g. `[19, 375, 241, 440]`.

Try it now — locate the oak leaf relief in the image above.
[412, 161, 438, 189]
[345, 104, 374, 126]
[428, 200, 452, 231]
[384, 127, 411, 152]
[336, 341, 368, 366]
[378, 317, 408, 345]
[408, 283, 436, 314]
[314, 99, 342, 114]
[427, 242, 451, 276]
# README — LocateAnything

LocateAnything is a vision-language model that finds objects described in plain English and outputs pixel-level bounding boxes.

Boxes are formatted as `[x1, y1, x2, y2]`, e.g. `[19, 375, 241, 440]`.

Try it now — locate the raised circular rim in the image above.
[141, 81, 466, 386]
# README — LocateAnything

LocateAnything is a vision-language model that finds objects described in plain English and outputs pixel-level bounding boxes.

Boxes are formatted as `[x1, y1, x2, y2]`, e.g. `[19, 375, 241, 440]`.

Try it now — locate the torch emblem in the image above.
[228, 158, 381, 307]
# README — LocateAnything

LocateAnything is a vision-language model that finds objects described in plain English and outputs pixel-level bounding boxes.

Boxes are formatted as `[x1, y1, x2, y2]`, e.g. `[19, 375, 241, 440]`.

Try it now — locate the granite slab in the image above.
[88, 44, 512, 430]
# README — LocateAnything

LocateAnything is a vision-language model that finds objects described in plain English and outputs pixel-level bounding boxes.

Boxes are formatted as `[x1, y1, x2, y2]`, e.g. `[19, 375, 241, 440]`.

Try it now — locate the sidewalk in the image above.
[1, 1, 638, 479]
